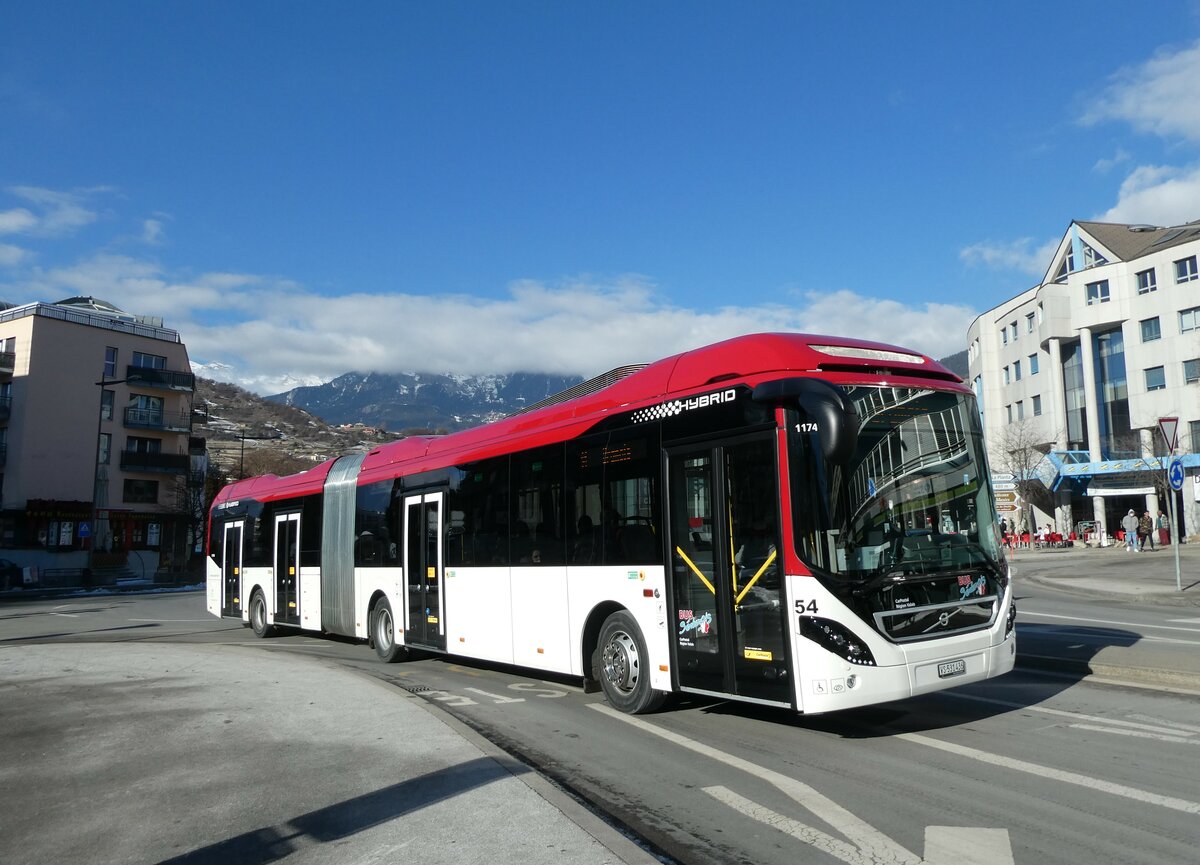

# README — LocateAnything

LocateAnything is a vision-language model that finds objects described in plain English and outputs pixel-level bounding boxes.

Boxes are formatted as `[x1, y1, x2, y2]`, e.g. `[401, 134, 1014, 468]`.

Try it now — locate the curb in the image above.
[1016, 653, 1200, 694]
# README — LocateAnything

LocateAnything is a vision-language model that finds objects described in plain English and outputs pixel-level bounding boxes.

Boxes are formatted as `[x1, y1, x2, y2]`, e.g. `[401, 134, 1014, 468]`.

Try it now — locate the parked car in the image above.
[0, 558, 25, 591]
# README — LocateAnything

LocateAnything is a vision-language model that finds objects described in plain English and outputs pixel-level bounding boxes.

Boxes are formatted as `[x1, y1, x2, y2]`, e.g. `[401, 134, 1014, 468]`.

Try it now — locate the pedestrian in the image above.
[1121, 509, 1140, 552]
[1139, 511, 1154, 551]
[1157, 510, 1170, 546]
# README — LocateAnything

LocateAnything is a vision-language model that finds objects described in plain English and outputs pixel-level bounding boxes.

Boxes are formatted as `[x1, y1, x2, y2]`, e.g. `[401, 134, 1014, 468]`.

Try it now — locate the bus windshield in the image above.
[789, 385, 1004, 581]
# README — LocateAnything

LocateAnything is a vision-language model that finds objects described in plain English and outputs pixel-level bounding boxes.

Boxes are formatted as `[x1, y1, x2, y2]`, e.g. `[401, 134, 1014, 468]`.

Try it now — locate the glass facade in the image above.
[1061, 341, 1088, 450]
[1095, 329, 1131, 458]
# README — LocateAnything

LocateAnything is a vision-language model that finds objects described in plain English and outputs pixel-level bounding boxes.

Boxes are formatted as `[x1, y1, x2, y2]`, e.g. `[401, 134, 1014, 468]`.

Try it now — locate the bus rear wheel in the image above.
[249, 590, 274, 638]
[594, 611, 665, 714]
[372, 598, 406, 663]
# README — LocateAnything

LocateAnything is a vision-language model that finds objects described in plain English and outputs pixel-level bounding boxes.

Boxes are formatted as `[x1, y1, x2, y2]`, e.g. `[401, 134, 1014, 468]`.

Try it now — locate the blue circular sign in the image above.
[1168, 458, 1185, 491]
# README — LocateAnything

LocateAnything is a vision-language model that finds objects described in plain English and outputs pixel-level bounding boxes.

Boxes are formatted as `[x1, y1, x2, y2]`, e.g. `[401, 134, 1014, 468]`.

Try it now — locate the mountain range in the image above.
[260, 351, 969, 433]
[266, 371, 584, 433]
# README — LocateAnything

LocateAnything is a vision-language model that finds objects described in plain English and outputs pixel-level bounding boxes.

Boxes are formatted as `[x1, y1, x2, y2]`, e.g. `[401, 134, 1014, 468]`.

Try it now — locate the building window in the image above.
[1037, 303, 1044, 324]
[1003, 366, 1010, 385]
[1175, 255, 1198, 284]
[1085, 280, 1110, 305]
[1005, 404, 1013, 424]
[1144, 366, 1166, 391]
[1016, 400, 1025, 420]
[1136, 268, 1157, 294]
[99, 433, 111, 465]
[103, 347, 117, 378]
[123, 479, 159, 504]
[1010, 322, 1019, 342]
[1026, 313, 1035, 333]
[1032, 395, 1042, 416]
[1028, 353, 1039, 375]
[1181, 306, 1200, 333]
[1013, 360, 1022, 381]
[125, 436, 162, 454]
[1001, 328, 1008, 346]
[131, 351, 166, 369]
[1184, 358, 1200, 384]
[1140, 317, 1161, 342]
[1191, 420, 1200, 452]
[100, 389, 114, 420]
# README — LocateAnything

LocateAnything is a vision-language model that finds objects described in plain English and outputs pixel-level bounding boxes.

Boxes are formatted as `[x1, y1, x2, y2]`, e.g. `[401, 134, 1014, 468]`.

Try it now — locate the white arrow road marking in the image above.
[463, 687, 525, 704]
[49, 605, 79, 617]
[593, 704, 1016, 863]
[899, 733, 1200, 814]
[703, 785, 880, 865]
[595, 703, 968, 864]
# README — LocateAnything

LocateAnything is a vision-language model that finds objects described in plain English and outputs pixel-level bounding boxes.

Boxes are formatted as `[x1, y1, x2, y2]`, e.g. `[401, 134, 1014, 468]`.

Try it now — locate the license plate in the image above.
[938, 659, 966, 678]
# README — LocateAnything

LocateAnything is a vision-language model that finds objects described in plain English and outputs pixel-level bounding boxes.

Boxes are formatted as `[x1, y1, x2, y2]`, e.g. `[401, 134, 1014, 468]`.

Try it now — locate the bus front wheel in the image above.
[250, 590, 275, 638]
[372, 598, 406, 663]
[594, 611, 665, 714]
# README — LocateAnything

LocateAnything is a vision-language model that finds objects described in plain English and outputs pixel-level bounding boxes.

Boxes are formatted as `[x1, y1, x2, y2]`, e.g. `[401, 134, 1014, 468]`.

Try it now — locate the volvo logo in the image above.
[937, 611, 952, 628]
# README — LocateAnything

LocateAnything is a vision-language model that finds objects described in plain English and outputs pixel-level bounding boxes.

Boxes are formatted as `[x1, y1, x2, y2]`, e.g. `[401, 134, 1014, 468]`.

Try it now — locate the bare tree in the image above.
[989, 418, 1058, 532]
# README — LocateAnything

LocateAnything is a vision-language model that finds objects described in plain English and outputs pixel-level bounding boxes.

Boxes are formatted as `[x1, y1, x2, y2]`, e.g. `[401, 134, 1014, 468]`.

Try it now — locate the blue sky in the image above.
[3, 2, 1200, 393]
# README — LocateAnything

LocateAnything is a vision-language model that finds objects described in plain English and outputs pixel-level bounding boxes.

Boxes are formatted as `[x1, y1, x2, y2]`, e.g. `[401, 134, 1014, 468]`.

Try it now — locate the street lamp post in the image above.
[89, 375, 127, 577]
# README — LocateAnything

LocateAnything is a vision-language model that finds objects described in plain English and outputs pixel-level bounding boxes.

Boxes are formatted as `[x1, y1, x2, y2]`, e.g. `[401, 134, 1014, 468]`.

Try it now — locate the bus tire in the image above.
[594, 611, 665, 714]
[249, 590, 275, 638]
[372, 598, 406, 663]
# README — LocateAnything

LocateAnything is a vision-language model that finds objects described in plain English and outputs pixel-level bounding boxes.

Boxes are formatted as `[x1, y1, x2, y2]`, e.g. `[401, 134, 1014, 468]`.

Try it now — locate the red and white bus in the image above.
[207, 332, 1015, 714]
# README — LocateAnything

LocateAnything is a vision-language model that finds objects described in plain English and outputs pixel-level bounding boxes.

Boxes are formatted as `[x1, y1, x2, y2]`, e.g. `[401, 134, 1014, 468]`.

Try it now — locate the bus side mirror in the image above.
[752, 379, 859, 465]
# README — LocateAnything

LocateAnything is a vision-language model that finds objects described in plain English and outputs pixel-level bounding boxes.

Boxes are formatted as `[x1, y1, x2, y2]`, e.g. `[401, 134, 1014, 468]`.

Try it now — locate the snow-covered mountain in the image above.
[267, 370, 583, 432]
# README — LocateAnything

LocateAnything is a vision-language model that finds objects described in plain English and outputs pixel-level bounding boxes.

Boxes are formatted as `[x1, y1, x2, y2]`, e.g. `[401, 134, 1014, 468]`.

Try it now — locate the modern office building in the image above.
[967, 219, 1200, 541]
[0, 296, 205, 572]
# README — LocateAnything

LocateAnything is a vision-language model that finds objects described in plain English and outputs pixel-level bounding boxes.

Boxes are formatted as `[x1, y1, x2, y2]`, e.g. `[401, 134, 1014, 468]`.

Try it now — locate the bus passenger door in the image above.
[405, 491, 446, 651]
[222, 521, 243, 617]
[667, 437, 790, 705]
[274, 513, 300, 626]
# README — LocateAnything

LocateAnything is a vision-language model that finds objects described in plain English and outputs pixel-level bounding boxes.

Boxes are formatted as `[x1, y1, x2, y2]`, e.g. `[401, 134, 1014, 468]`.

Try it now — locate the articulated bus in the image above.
[207, 333, 1016, 714]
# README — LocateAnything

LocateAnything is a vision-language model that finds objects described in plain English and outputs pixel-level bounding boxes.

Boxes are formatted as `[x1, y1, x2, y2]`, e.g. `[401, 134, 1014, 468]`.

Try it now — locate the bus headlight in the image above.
[1005, 601, 1017, 637]
[800, 617, 876, 666]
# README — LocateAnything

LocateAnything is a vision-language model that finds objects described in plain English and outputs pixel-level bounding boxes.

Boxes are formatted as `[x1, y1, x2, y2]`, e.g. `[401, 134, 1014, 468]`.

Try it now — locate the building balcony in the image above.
[0, 351, 14, 374]
[0, 394, 10, 421]
[123, 407, 192, 433]
[125, 365, 196, 392]
[119, 450, 190, 474]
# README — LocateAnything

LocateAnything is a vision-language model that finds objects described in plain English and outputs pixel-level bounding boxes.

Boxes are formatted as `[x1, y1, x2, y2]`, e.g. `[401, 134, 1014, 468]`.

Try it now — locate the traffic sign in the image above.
[993, 482, 1017, 491]
[78, 522, 91, 538]
[994, 491, 1020, 503]
[1168, 458, 1185, 491]
[990, 473, 1015, 482]
[996, 503, 1019, 512]
[1158, 416, 1179, 452]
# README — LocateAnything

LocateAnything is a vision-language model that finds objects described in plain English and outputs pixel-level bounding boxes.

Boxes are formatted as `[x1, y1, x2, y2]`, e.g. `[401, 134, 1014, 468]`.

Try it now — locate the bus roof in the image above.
[212, 331, 960, 506]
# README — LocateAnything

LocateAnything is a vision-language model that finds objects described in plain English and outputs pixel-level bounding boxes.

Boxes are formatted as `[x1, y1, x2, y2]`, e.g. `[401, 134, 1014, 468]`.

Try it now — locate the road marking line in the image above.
[703, 786, 874, 865]
[898, 732, 1200, 814]
[945, 693, 1196, 736]
[1166, 618, 1200, 624]
[1067, 724, 1198, 745]
[1128, 714, 1200, 734]
[464, 687, 525, 704]
[591, 703, 919, 864]
[924, 827, 1014, 865]
[1019, 611, 1200, 635]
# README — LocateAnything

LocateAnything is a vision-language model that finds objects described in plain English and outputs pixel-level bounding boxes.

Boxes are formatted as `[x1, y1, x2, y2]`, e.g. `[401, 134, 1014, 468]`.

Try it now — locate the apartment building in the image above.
[967, 219, 1200, 541]
[0, 296, 204, 570]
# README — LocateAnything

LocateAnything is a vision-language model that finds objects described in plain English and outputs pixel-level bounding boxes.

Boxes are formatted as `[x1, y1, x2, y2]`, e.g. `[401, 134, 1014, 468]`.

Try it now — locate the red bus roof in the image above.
[213, 332, 961, 506]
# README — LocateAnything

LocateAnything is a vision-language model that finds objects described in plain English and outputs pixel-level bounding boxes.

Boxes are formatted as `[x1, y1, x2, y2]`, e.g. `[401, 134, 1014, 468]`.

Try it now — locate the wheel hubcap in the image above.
[602, 630, 639, 694]
[377, 608, 393, 651]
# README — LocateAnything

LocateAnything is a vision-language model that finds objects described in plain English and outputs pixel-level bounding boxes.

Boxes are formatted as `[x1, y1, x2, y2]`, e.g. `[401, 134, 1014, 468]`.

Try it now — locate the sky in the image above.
[3, 2, 1200, 394]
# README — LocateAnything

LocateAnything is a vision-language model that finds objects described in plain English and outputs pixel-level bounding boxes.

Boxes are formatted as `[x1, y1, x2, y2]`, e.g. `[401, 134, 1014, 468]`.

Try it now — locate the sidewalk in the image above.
[0, 642, 657, 865]
[1008, 538, 1200, 605]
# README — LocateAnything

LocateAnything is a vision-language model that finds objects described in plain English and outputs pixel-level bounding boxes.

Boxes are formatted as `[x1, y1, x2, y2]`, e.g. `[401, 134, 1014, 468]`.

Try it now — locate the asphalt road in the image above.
[3, 589, 1200, 865]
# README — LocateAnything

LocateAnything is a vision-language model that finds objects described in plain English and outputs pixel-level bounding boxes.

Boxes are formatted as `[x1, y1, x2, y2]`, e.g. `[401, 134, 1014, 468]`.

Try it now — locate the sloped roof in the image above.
[1076, 220, 1200, 261]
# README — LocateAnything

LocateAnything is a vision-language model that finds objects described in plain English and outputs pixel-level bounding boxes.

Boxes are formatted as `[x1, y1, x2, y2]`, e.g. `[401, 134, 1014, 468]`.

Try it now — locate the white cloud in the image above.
[0, 243, 28, 267]
[3, 186, 104, 238]
[0, 208, 38, 234]
[5, 243, 979, 394]
[1081, 39, 1200, 142]
[1093, 147, 1131, 174]
[178, 277, 978, 393]
[959, 237, 1059, 276]
[141, 218, 165, 244]
[1095, 163, 1200, 225]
